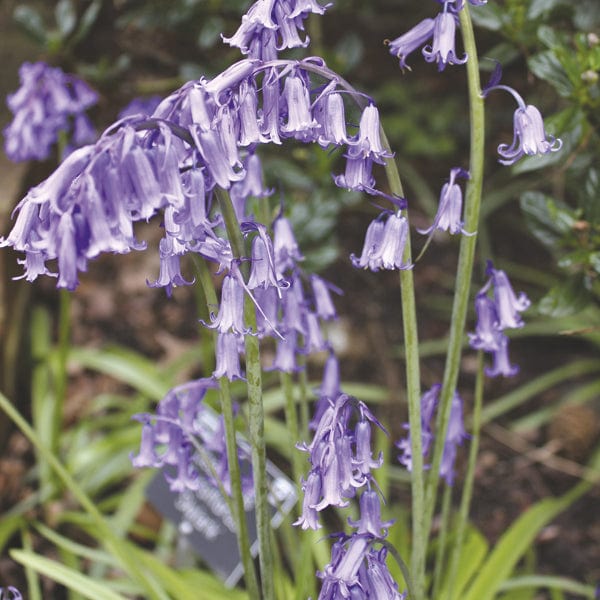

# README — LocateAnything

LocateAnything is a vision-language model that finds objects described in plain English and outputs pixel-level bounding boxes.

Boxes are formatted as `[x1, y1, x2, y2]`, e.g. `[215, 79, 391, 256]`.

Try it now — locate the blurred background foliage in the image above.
[1, 0, 600, 597]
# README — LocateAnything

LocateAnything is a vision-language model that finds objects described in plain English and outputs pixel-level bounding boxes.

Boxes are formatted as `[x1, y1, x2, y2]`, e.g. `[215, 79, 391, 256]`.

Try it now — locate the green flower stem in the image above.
[190, 255, 217, 375]
[446, 352, 485, 600]
[54, 289, 71, 443]
[219, 377, 261, 600]
[424, 3, 485, 547]
[243, 298, 275, 600]
[280, 370, 303, 487]
[297, 355, 310, 441]
[193, 241, 260, 599]
[380, 131, 425, 599]
[216, 187, 275, 600]
[430, 483, 453, 600]
[0, 392, 165, 600]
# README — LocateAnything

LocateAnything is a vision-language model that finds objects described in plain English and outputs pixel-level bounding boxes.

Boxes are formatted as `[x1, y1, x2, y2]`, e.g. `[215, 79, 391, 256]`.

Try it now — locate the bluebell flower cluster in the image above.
[298, 384, 405, 596]
[223, 0, 331, 60]
[396, 383, 468, 486]
[468, 261, 530, 377]
[3, 61, 97, 162]
[316, 492, 405, 599]
[387, 0, 470, 72]
[2, 56, 395, 294]
[131, 378, 254, 495]
[295, 394, 385, 528]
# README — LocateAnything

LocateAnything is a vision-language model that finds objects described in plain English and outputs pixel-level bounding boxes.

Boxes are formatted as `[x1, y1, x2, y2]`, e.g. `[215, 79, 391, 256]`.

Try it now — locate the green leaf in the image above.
[13, 5, 47, 43]
[71, 0, 102, 46]
[55, 0, 77, 37]
[519, 191, 576, 249]
[528, 0, 566, 19]
[69, 346, 172, 399]
[581, 168, 600, 224]
[538, 275, 592, 317]
[499, 575, 596, 598]
[528, 51, 573, 97]
[11, 550, 128, 600]
[462, 496, 580, 600]
[439, 526, 489, 600]
[537, 25, 567, 50]
[469, 3, 504, 31]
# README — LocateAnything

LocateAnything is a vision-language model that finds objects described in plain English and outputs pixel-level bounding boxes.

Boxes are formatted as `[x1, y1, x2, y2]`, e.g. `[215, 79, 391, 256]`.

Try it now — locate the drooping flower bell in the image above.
[351, 211, 411, 272]
[422, 7, 467, 71]
[482, 67, 562, 165]
[468, 261, 530, 377]
[418, 167, 471, 236]
[397, 384, 467, 486]
[387, 1, 467, 72]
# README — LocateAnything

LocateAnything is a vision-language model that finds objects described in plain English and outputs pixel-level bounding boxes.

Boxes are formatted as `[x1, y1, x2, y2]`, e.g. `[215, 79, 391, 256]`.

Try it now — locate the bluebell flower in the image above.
[362, 547, 406, 599]
[273, 215, 304, 274]
[397, 383, 439, 471]
[347, 489, 393, 537]
[303, 311, 328, 354]
[147, 237, 194, 297]
[311, 275, 339, 321]
[334, 155, 376, 192]
[0, 586, 23, 600]
[418, 167, 471, 236]
[423, 9, 467, 71]
[440, 392, 469, 486]
[484, 334, 519, 378]
[350, 215, 386, 271]
[260, 67, 283, 144]
[314, 91, 350, 147]
[238, 79, 268, 146]
[469, 261, 529, 377]
[280, 70, 319, 142]
[4, 61, 98, 162]
[270, 329, 301, 372]
[213, 331, 245, 380]
[483, 76, 562, 165]
[387, 18, 436, 71]
[468, 293, 502, 352]
[294, 470, 323, 530]
[397, 384, 467, 485]
[347, 104, 391, 165]
[282, 272, 308, 335]
[351, 211, 411, 272]
[247, 231, 282, 291]
[203, 272, 250, 335]
[488, 264, 531, 329]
